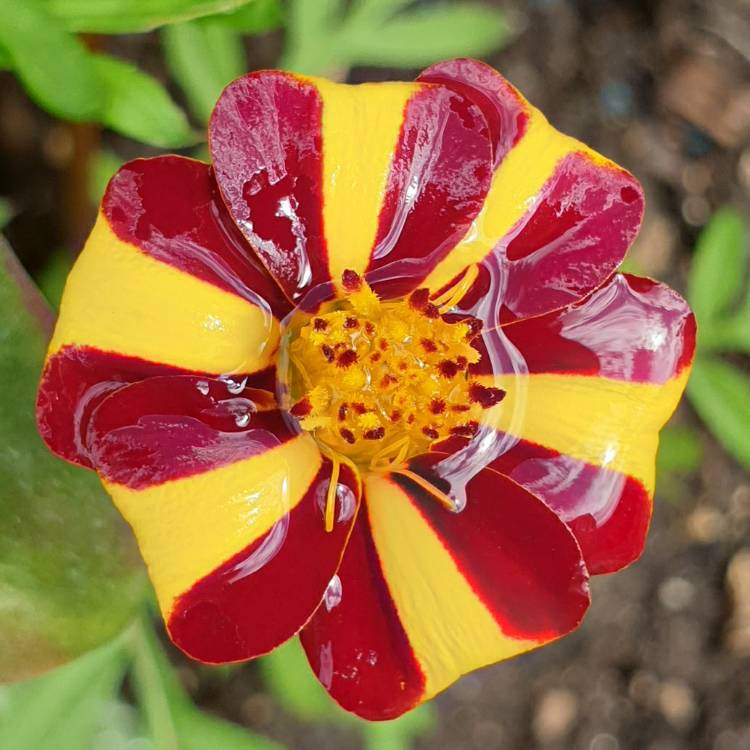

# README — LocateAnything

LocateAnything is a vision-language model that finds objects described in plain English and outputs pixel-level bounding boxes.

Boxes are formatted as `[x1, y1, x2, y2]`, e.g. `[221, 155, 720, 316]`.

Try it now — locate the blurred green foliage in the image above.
[685, 208, 750, 472]
[0, 616, 284, 749]
[282, 0, 509, 74]
[0, 0, 510, 147]
[0, 240, 145, 683]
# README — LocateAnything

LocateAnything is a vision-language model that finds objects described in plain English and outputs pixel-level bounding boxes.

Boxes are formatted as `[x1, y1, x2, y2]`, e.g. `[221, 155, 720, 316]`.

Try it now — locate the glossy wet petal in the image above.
[418, 60, 644, 318]
[37, 156, 286, 466]
[209, 70, 493, 302]
[87, 375, 360, 663]
[301, 467, 588, 719]
[442, 274, 695, 573]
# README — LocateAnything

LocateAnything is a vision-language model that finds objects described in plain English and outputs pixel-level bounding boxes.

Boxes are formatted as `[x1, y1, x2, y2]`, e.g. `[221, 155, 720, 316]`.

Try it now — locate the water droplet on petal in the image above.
[336, 484, 356, 523]
[324, 574, 342, 611]
[196, 380, 210, 396]
[223, 376, 248, 395]
[235, 411, 251, 428]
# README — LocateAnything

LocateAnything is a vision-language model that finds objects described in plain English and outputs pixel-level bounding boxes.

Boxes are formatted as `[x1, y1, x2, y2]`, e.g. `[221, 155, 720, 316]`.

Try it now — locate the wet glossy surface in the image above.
[170, 460, 359, 664]
[87, 375, 287, 488]
[104, 156, 291, 320]
[418, 58, 529, 166]
[365, 84, 492, 297]
[400, 458, 590, 638]
[209, 72, 326, 302]
[300, 502, 427, 721]
[441, 274, 695, 573]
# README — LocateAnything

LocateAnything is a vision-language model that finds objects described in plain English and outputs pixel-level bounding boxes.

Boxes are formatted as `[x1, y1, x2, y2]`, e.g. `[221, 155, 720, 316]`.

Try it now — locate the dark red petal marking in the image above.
[418, 58, 529, 166]
[103, 156, 291, 320]
[397, 458, 590, 640]
[366, 85, 493, 299]
[170, 461, 360, 664]
[486, 439, 651, 575]
[459, 273, 694, 574]
[499, 153, 644, 321]
[86, 375, 290, 489]
[501, 274, 696, 383]
[300, 505, 426, 720]
[210, 72, 327, 302]
[36, 346, 190, 468]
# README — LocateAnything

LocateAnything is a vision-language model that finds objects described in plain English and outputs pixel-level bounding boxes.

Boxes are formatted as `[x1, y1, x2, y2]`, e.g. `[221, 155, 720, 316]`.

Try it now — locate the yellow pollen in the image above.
[285, 272, 502, 470]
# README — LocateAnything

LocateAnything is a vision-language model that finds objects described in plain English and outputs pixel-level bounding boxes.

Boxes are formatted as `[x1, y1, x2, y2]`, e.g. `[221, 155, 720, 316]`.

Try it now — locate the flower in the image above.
[36, 59, 694, 720]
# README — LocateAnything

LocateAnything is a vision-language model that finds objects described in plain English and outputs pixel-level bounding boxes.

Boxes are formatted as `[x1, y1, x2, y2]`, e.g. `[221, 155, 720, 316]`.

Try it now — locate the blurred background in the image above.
[1, 1, 749, 749]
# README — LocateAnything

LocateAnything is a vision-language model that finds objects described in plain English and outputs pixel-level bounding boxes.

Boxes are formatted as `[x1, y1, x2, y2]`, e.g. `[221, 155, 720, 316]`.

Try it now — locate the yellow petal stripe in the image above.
[483, 371, 691, 494]
[365, 473, 537, 701]
[309, 77, 421, 290]
[48, 213, 279, 374]
[103, 434, 322, 618]
[424, 107, 610, 293]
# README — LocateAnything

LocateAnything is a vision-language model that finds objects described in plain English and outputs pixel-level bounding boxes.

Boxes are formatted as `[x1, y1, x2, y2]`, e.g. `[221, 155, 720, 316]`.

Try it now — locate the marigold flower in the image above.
[36, 59, 695, 720]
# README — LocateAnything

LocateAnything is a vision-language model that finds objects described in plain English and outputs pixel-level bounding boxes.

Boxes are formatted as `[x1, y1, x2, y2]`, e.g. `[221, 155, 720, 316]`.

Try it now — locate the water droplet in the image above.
[223, 376, 247, 395]
[235, 411, 251, 428]
[324, 574, 342, 611]
[336, 484, 356, 522]
[315, 482, 357, 523]
[196, 380, 210, 396]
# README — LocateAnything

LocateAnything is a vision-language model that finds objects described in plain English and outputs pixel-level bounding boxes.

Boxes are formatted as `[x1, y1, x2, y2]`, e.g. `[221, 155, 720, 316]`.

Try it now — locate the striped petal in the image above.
[209, 70, 494, 302]
[87, 375, 360, 663]
[441, 274, 695, 574]
[300, 468, 589, 719]
[419, 60, 644, 319]
[37, 156, 287, 466]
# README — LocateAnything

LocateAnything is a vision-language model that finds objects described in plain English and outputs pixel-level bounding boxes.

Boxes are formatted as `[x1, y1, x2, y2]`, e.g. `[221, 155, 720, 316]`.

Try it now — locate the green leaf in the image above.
[0, 635, 129, 749]
[343, 4, 510, 67]
[0, 0, 103, 121]
[88, 148, 125, 206]
[281, 0, 510, 76]
[687, 355, 750, 471]
[281, 0, 345, 75]
[688, 207, 747, 328]
[205, 0, 282, 32]
[92, 54, 195, 147]
[132, 617, 281, 750]
[45, 0, 255, 33]
[163, 21, 245, 124]
[362, 705, 435, 750]
[656, 424, 703, 476]
[0, 239, 145, 682]
[35, 250, 73, 310]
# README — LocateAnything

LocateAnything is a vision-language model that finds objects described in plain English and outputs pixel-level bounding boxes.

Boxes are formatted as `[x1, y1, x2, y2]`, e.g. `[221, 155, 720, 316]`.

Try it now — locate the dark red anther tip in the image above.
[342, 269, 362, 292]
[290, 397, 312, 418]
[469, 383, 506, 408]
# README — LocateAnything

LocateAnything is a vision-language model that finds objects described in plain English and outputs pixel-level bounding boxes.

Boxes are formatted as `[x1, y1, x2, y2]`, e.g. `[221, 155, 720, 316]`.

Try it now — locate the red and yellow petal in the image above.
[451, 274, 695, 574]
[86, 375, 360, 662]
[301, 467, 589, 720]
[209, 70, 494, 302]
[38, 156, 287, 466]
[418, 60, 644, 318]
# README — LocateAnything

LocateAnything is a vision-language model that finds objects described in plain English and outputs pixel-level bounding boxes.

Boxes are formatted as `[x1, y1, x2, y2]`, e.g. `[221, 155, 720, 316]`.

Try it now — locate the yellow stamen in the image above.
[283, 272, 497, 468]
[432, 264, 480, 311]
[396, 469, 457, 511]
[325, 456, 340, 533]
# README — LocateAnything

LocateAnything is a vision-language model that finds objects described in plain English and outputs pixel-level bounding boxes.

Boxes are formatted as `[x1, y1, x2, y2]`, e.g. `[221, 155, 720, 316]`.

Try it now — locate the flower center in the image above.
[285, 271, 505, 473]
